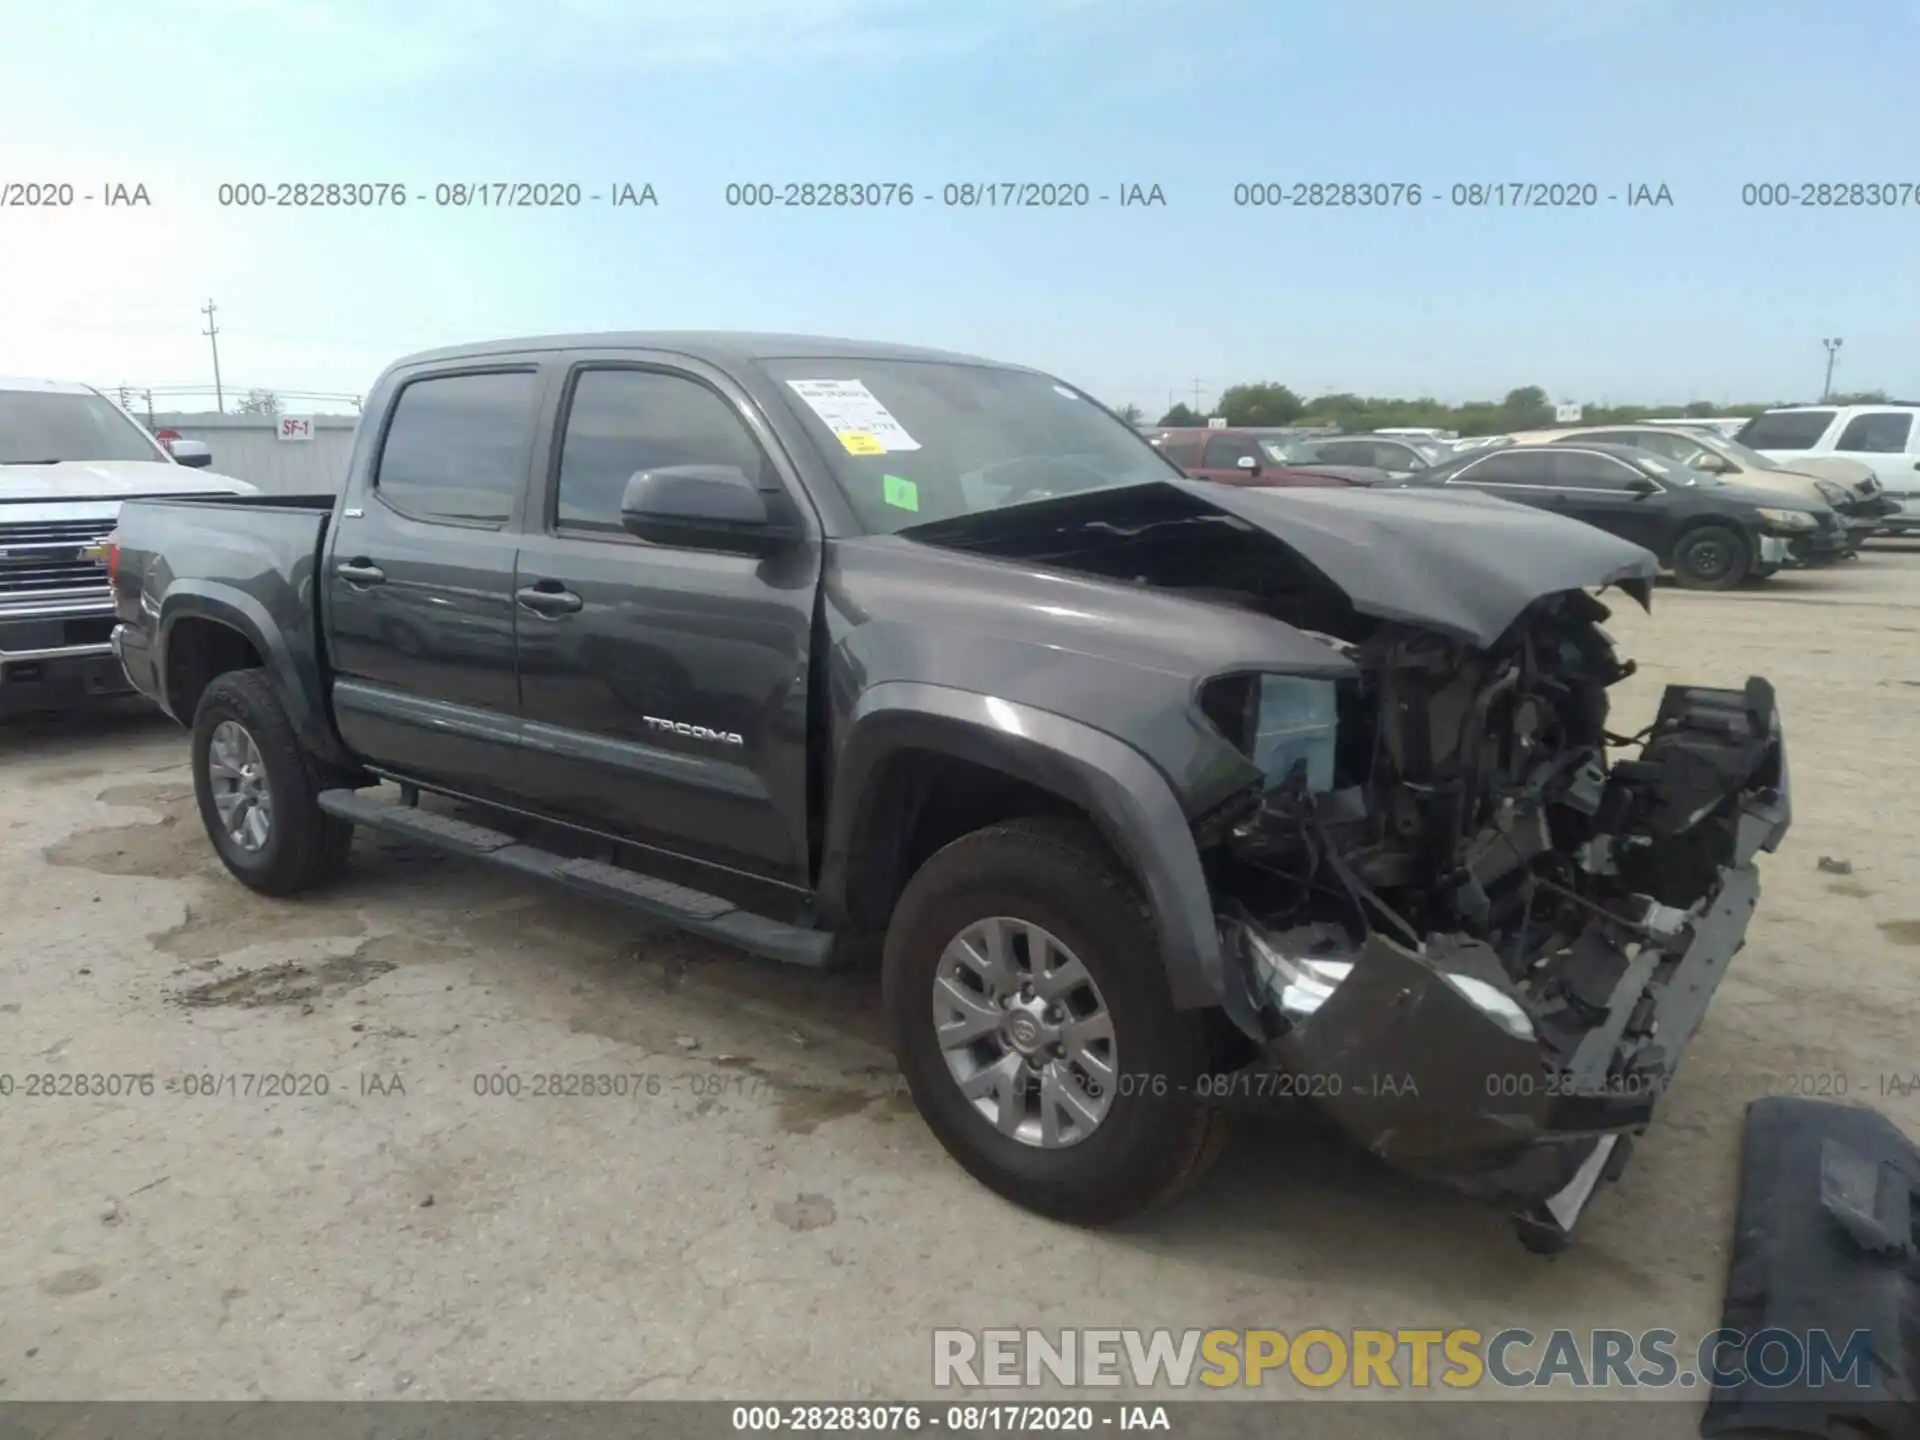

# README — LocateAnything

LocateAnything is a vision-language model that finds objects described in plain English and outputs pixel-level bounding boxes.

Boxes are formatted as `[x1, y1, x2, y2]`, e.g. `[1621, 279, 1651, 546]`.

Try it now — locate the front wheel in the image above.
[1672, 524, 1751, 591]
[191, 669, 353, 896]
[882, 817, 1229, 1224]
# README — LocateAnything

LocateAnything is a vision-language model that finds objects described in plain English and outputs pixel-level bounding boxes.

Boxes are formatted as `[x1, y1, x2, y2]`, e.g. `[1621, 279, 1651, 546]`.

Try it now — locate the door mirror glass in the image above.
[1235, 454, 1259, 470]
[619, 465, 793, 552]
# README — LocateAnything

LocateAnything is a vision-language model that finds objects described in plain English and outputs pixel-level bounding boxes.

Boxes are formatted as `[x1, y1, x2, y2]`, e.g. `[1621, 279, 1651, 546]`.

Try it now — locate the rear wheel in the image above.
[191, 669, 353, 896]
[882, 817, 1229, 1224]
[1672, 524, 1750, 591]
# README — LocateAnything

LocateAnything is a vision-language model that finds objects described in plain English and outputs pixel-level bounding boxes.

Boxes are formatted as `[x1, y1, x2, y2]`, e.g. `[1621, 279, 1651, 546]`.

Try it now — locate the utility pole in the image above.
[142, 389, 156, 428]
[201, 299, 224, 413]
[1192, 377, 1204, 415]
[1821, 337, 1842, 400]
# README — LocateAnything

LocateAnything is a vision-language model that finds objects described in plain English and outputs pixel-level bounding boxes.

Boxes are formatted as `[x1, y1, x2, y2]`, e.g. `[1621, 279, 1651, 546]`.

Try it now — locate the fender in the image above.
[820, 681, 1235, 1015]
[156, 580, 355, 770]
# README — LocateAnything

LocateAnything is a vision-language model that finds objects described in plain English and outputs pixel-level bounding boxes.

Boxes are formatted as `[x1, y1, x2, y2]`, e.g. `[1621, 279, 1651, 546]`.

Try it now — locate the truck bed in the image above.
[111, 493, 336, 734]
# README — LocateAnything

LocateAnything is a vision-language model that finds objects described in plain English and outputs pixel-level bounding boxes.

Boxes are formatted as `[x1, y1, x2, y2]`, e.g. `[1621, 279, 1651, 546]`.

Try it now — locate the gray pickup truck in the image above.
[105, 331, 1791, 1250]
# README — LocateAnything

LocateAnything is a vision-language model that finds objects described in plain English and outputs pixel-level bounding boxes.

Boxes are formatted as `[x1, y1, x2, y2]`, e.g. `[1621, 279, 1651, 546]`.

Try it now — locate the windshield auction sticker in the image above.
[786, 379, 922, 452]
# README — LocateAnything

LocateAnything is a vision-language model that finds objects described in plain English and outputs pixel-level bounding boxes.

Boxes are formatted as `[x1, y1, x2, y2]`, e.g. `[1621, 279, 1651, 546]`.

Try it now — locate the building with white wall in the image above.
[147, 412, 359, 495]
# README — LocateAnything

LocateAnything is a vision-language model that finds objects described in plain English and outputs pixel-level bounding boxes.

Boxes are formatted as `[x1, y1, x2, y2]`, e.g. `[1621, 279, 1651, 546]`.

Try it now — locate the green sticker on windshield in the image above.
[883, 474, 920, 512]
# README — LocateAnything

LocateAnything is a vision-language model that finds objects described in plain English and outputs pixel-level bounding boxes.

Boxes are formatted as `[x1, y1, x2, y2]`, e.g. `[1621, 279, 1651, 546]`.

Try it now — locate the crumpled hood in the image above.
[0, 460, 257, 503]
[1767, 456, 1877, 493]
[1171, 480, 1656, 646]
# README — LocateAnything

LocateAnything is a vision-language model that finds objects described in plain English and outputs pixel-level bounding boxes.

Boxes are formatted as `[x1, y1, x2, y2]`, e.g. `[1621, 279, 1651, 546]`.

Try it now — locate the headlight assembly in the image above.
[1755, 507, 1815, 531]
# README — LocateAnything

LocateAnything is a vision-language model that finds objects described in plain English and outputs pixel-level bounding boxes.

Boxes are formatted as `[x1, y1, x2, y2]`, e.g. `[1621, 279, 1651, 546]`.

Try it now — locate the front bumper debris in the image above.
[1701, 1097, 1919, 1439]
[1219, 680, 1792, 1251]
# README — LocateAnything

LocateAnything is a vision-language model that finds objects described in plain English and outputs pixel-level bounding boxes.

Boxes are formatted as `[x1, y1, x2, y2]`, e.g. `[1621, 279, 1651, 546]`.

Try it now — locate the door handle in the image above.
[515, 583, 583, 617]
[335, 559, 386, 585]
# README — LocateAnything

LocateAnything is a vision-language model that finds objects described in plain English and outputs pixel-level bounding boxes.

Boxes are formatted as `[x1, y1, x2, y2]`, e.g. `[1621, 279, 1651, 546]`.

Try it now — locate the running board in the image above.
[317, 789, 836, 968]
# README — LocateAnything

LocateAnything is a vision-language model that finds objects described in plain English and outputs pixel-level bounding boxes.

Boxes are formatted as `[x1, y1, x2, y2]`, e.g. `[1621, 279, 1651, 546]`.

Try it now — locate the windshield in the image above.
[1697, 433, 1783, 472]
[0, 389, 170, 465]
[759, 359, 1182, 533]
[1258, 438, 1318, 465]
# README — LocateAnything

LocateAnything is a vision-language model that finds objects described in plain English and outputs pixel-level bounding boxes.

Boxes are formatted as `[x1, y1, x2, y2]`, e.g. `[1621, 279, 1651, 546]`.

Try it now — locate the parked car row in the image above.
[1140, 406, 1916, 593]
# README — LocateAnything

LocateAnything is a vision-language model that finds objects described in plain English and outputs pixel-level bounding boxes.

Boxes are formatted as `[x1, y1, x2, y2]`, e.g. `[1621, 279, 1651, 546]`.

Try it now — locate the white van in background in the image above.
[1736, 404, 1920, 534]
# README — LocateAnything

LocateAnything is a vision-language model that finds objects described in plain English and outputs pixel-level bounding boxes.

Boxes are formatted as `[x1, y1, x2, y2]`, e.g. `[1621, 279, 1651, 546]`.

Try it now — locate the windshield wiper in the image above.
[1, 458, 63, 465]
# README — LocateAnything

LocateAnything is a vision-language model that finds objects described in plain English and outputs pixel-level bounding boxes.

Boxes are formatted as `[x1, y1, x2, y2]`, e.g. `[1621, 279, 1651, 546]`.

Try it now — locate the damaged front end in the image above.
[1205, 592, 1792, 1250]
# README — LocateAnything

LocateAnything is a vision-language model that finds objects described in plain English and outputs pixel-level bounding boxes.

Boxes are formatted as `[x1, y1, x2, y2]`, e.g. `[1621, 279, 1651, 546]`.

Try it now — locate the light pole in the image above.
[1821, 337, 1842, 400]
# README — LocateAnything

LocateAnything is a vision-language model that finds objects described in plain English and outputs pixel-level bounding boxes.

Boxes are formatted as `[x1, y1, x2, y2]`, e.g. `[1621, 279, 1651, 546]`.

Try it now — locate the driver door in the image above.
[510, 356, 822, 887]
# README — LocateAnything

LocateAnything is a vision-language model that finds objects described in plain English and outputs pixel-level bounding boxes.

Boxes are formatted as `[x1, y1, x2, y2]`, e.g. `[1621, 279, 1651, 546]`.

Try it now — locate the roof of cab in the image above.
[0, 376, 101, 395]
[386, 331, 1027, 373]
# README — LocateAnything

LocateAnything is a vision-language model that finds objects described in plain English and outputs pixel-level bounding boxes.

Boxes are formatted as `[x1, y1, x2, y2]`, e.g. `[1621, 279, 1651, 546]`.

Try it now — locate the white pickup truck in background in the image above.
[1736, 403, 1920, 536]
[1, 377, 257, 719]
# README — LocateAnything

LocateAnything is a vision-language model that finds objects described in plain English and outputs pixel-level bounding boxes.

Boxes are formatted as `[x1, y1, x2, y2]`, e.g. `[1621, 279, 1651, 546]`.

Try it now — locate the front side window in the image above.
[1834, 411, 1914, 453]
[375, 370, 539, 526]
[0, 389, 170, 465]
[1202, 433, 1262, 468]
[759, 358, 1182, 533]
[1736, 410, 1835, 450]
[555, 369, 770, 534]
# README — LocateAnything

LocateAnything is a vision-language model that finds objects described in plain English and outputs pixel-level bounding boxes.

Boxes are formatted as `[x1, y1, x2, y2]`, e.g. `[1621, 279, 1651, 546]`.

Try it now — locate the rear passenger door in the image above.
[510, 356, 821, 888]
[325, 363, 545, 802]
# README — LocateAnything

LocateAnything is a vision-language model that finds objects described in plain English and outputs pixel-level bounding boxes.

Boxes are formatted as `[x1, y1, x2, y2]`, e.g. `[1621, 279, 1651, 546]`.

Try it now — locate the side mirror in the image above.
[1236, 454, 1260, 472]
[1691, 453, 1734, 474]
[619, 465, 797, 553]
[1624, 475, 1659, 496]
[170, 439, 213, 469]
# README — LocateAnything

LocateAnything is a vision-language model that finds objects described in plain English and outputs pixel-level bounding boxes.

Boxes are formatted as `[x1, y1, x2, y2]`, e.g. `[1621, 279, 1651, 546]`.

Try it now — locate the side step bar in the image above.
[317, 789, 836, 968]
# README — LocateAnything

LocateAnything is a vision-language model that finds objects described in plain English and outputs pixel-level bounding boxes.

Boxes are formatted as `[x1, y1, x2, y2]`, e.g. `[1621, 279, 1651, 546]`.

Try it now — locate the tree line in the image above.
[1111, 384, 1897, 435]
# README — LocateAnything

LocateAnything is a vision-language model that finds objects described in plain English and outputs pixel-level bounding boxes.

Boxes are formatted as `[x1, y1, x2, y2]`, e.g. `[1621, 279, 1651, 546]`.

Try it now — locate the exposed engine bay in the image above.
[907, 479, 1792, 1246]
[1198, 592, 1791, 1247]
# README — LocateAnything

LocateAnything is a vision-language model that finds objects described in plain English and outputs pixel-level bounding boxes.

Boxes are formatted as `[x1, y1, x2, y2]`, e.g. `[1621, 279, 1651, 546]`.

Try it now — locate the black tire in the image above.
[882, 817, 1229, 1225]
[1672, 524, 1751, 591]
[190, 669, 353, 896]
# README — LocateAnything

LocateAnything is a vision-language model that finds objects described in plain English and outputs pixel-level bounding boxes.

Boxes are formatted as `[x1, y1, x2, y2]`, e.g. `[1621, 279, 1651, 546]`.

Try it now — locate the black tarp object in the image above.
[1701, 1096, 1919, 1439]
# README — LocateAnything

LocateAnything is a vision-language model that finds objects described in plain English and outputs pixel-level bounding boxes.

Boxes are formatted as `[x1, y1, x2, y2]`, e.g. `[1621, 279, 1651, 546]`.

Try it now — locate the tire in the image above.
[1672, 524, 1751, 591]
[190, 668, 354, 896]
[882, 817, 1229, 1225]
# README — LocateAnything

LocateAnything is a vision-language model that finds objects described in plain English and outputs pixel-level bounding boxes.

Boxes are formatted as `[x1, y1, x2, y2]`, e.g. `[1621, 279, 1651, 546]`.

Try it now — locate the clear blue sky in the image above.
[1, 0, 1914, 414]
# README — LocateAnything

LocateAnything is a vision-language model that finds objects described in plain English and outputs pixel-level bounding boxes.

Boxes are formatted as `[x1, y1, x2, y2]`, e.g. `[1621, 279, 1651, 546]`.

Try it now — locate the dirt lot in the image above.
[3, 546, 1917, 1423]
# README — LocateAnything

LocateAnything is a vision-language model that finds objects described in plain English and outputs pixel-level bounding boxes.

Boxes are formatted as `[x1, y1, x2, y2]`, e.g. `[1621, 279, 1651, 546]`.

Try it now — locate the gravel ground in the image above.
[3, 544, 1916, 1427]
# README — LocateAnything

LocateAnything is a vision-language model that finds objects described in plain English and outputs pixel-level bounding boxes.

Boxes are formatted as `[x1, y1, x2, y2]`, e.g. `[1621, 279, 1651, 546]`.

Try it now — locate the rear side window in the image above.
[1834, 411, 1914, 453]
[554, 368, 771, 533]
[1454, 451, 1549, 486]
[1735, 410, 1835, 450]
[1155, 433, 1202, 467]
[375, 371, 539, 525]
[1548, 451, 1644, 488]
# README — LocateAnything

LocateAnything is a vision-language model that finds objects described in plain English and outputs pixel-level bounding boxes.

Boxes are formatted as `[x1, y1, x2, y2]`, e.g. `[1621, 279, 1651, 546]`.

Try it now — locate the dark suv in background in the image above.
[1396, 442, 1838, 589]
